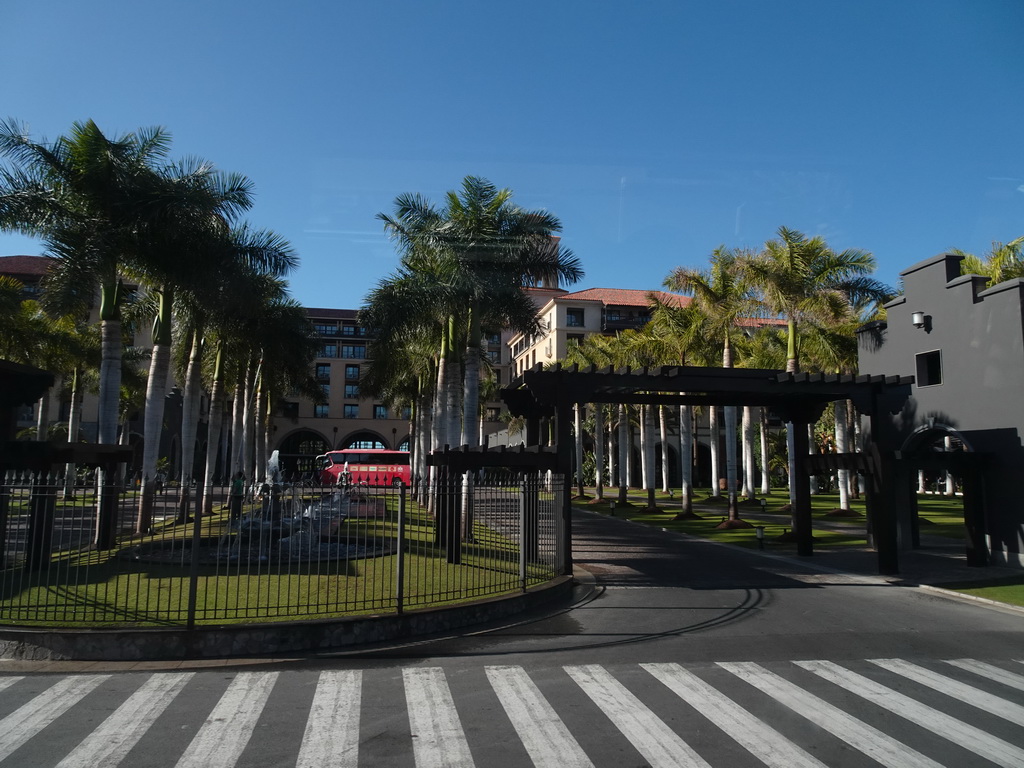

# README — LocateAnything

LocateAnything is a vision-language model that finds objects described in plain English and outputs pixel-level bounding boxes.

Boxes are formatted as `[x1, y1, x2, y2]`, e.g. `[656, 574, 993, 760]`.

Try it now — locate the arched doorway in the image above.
[900, 424, 985, 565]
[276, 429, 330, 479]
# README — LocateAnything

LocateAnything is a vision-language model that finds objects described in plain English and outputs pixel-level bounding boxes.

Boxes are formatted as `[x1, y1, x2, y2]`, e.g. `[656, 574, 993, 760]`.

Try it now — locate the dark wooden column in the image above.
[779, 403, 826, 558]
[961, 460, 988, 567]
[554, 399, 574, 576]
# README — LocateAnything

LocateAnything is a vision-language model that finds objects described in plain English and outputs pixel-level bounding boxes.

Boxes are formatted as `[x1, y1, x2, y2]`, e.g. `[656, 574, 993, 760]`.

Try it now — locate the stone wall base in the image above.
[0, 576, 575, 661]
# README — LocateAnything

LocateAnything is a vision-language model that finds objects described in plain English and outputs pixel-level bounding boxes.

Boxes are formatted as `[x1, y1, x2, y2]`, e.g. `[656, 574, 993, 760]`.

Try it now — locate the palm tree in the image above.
[739, 227, 888, 374]
[955, 236, 1024, 284]
[0, 119, 176, 445]
[665, 247, 758, 524]
[378, 176, 582, 449]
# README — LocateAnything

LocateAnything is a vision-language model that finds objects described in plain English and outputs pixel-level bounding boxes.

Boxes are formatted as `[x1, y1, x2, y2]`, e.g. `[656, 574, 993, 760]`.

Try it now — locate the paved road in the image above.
[3, 509, 1023, 767]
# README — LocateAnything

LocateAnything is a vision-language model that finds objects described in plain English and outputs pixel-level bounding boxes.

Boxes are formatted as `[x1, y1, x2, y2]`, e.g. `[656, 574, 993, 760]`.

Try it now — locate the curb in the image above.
[0, 575, 576, 663]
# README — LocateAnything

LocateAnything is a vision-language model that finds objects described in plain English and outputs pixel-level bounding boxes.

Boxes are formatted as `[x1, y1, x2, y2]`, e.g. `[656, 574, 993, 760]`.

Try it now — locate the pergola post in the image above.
[555, 400, 574, 576]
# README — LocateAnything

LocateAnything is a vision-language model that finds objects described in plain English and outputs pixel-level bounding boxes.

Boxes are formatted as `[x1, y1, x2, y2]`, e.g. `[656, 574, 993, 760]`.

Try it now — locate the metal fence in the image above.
[0, 470, 565, 627]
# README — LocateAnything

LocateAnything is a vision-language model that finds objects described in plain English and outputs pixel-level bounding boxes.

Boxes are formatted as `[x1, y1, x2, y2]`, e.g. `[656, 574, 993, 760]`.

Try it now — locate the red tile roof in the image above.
[0, 255, 52, 278]
[557, 287, 691, 308]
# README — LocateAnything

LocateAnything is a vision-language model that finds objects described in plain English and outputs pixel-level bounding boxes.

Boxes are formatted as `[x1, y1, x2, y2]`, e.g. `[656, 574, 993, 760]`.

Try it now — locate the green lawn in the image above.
[0, 492, 550, 627]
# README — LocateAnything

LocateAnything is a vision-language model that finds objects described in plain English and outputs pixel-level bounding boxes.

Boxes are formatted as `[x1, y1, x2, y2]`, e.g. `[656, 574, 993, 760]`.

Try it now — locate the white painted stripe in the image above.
[403, 667, 475, 768]
[946, 658, 1024, 693]
[642, 663, 826, 768]
[870, 658, 1024, 727]
[296, 670, 362, 768]
[0, 676, 22, 694]
[797, 660, 1024, 768]
[485, 666, 594, 768]
[175, 671, 278, 768]
[0, 675, 109, 761]
[55, 672, 194, 768]
[565, 664, 710, 768]
[719, 662, 942, 768]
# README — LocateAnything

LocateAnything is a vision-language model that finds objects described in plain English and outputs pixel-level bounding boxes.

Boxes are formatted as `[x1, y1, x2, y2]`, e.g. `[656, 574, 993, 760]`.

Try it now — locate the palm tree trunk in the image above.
[677, 405, 694, 517]
[607, 409, 616, 492]
[659, 405, 670, 494]
[230, 371, 246, 474]
[742, 406, 756, 499]
[461, 307, 481, 448]
[724, 404, 739, 519]
[63, 369, 83, 498]
[574, 404, 584, 497]
[759, 407, 770, 495]
[709, 406, 720, 497]
[617, 404, 628, 504]
[200, 346, 225, 516]
[97, 317, 122, 445]
[240, 359, 257, 481]
[593, 404, 604, 500]
[35, 390, 50, 441]
[834, 398, 850, 510]
[253, 367, 267, 483]
[178, 328, 203, 486]
[446, 357, 461, 449]
[432, 325, 450, 451]
[643, 404, 657, 510]
[139, 287, 175, 534]
[807, 423, 818, 495]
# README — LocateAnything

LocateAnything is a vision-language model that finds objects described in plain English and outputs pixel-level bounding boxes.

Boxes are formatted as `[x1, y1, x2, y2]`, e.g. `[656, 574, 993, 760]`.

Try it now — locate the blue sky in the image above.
[3, 0, 1021, 309]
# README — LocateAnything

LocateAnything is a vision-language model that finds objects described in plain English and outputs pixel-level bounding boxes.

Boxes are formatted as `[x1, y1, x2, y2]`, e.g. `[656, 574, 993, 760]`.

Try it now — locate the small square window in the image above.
[374, 404, 388, 419]
[566, 308, 584, 327]
[314, 404, 329, 418]
[915, 350, 942, 387]
[345, 365, 360, 381]
[344, 404, 359, 419]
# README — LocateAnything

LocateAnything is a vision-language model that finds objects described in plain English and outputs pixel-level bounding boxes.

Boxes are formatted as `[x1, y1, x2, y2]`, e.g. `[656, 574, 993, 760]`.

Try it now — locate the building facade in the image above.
[857, 252, 1024, 566]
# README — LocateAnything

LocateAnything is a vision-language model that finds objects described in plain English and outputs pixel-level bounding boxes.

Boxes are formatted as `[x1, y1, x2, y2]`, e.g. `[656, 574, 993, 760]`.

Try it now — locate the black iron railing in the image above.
[0, 472, 563, 627]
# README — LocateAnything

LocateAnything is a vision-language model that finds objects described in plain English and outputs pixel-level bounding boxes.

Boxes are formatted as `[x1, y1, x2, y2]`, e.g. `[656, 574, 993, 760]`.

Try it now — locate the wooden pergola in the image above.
[502, 364, 915, 575]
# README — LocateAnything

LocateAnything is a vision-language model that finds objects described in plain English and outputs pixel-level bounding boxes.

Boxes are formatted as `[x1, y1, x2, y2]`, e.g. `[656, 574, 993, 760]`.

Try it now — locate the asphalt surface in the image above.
[2, 508, 1023, 767]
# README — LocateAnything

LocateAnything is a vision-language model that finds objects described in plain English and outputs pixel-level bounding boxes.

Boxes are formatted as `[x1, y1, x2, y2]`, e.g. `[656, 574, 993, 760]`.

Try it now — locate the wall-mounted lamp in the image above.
[911, 311, 926, 329]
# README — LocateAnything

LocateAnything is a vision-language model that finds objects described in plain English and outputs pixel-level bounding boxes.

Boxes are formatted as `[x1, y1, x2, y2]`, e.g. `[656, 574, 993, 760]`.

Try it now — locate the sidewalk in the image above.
[594, 491, 1023, 590]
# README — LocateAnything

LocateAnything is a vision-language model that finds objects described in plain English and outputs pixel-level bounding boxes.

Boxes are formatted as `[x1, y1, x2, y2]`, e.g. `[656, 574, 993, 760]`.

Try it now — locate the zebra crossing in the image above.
[1, 658, 1023, 767]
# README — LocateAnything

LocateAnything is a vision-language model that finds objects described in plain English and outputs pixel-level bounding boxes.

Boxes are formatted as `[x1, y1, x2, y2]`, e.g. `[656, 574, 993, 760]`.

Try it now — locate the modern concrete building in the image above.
[857, 252, 1024, 566]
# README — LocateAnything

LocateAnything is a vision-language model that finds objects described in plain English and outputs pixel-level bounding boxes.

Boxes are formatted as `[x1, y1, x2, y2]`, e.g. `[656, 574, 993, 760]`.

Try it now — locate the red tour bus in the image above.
[316, 449, 411, 487]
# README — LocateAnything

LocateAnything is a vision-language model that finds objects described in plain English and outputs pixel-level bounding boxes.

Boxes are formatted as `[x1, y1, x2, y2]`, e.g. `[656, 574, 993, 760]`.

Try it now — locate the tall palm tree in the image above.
[378, 176, 582, 448]
[739, 227, 888, 374]
[665, 248, 759, 523]
[0, 119, 176, 445]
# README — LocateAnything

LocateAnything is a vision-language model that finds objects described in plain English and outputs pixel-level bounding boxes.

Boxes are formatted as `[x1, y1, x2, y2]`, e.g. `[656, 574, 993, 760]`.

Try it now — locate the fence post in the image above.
[186, 485, 205, 629]
[518, 478, 527, 591]
[396, 484, 406, 614]
[25, 472, 56, 571]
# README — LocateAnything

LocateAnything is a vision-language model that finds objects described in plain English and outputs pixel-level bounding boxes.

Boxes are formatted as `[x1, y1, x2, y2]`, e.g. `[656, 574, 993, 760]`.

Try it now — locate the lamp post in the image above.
[755, 525, 765, 550]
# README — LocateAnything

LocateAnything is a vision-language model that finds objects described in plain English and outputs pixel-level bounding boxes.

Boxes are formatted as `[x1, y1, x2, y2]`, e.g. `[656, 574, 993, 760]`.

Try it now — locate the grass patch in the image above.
[1, 491, 551, 627]
[936, 576, 1024, 608]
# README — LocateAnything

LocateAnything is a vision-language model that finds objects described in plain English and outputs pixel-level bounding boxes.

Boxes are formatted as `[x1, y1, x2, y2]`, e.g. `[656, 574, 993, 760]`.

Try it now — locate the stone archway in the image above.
[275, 429, 330, 479]
[899, 423, 985, 564]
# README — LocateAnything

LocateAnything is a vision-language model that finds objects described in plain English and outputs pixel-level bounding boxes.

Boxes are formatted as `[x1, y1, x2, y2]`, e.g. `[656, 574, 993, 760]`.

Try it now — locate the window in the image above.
[320, 384, 330, 399]
[345, 384, 360, 398]
[344, 404, 359, 418]
[342, 344, 366, 359]
[916, 350, 943, 387]
[374, 404, 388, 419]
[319, 344, 337, 358]
[345, 364, 360, 380]
[341, 324, 356, 336]
[485, 407, 501, 422]
[313, 323, 337, 336]
[314, 404, 329, 418]
[280, 401, 299, 418]
[486, 332, 501, 347]
[566, 308, 584, 327]
[401, 406, 411, 420]
[315, 363, 331, 382]
[606, 309, 622, 322]
[567, 333, 583, 344]
[485, 348, 501, 363]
